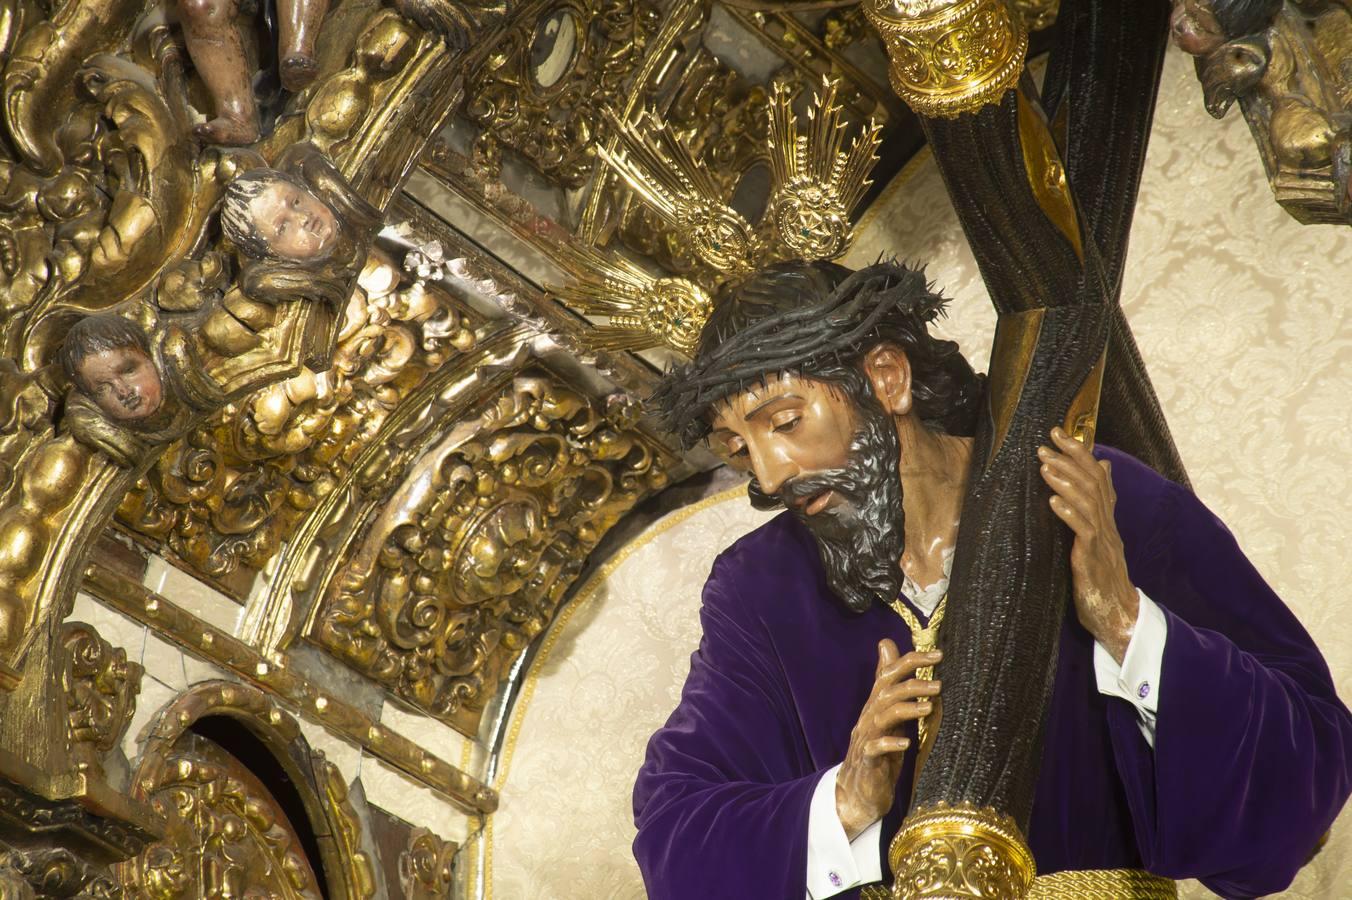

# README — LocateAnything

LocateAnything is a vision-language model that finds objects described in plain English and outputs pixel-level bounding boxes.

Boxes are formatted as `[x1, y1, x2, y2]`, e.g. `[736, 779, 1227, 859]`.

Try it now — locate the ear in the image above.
[863, 343, 912, 416]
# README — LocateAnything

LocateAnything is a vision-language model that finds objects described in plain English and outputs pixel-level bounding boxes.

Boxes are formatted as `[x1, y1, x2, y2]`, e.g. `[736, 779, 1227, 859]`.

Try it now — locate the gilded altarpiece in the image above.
[116, 248, 486, 586]
[0, 0, 528, 887]
[306, 368, 676, 732]
[423, 0, 875, 288]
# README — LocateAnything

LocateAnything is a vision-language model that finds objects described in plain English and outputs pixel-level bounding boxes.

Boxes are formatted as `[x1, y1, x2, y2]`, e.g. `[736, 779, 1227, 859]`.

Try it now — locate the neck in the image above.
[896, 418, 972, 589]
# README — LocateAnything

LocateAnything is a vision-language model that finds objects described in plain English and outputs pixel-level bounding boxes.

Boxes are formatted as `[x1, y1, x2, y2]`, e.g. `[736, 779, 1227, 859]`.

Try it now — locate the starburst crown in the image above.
[555, 76, 882, 356]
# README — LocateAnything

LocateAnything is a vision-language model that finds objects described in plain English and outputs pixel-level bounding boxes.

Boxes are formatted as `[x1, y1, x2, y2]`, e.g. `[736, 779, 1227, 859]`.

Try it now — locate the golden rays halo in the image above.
[553, 75, 882, 356]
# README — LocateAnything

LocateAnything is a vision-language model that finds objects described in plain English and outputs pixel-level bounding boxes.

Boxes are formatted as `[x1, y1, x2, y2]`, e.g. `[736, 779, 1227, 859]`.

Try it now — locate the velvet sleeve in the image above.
[1107, 477, 1352, 898]
[633, 555, 828, 900]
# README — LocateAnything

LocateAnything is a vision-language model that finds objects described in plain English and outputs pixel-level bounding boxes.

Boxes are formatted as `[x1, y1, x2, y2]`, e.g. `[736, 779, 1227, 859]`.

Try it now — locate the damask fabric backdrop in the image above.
[485, 48, 1352, 900]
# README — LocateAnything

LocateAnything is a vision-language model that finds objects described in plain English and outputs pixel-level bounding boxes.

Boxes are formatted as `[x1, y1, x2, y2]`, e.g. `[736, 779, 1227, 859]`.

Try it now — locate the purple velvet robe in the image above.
[633, 447, 1352, 899]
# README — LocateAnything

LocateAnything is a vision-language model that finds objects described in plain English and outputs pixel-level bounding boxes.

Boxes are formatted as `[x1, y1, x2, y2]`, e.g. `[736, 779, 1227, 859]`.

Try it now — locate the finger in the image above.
[1039, 445, 1104, 494]
[1051, 426, 1099, 473]
[878, 678, 942, 705]
[1098, 459, 1117, 503]
[1041, 465, 1098, 520]
[1042, 451, 1118, 534]
[878, 649, 943, 683]
[1049, 494, 1095, 540]
[873, 699, 935, 731]
[1039, 447, 1097, 484]
[863, 735, 911, 759]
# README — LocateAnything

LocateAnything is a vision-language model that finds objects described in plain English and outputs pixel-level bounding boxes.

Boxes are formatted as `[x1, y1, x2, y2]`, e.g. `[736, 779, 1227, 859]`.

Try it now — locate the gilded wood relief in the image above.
[309, 371, 675, 731]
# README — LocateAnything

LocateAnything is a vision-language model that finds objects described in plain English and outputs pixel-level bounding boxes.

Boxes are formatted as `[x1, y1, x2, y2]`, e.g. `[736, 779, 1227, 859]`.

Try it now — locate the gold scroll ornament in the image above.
[862, 0, 1029, 119]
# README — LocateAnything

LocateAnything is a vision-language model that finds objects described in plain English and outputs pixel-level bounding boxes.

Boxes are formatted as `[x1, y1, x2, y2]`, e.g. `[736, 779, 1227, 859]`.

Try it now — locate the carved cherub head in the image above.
[1171, 0, 1282, 56]
[221, 168, 340, 264]
[58, 315, 164, 422]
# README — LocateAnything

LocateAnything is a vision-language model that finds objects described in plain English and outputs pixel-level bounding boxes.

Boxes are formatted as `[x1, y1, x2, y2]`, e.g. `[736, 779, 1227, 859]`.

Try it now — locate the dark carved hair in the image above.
[650, 259, 986, 449]
[58, 315, 152, 391]
[221, 168, 311, 261]
[1212, 0, 1281, 39]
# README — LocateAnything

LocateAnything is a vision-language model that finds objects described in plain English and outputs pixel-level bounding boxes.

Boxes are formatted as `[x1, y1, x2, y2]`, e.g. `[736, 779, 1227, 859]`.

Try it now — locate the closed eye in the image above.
[772, 416, 800, 433]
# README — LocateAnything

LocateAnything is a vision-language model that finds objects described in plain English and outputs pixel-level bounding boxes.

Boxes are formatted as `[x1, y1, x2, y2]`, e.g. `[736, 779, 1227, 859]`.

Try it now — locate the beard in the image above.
[748, 396, 904, 613]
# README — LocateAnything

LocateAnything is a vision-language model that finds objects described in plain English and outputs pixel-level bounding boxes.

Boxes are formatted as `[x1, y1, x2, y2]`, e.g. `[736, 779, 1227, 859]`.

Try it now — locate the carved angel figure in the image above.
[1171, 0, 1352, 221]
[177, 0, 333, 144]
[56, 315, 164, 423]
[199, 142, 381, 361]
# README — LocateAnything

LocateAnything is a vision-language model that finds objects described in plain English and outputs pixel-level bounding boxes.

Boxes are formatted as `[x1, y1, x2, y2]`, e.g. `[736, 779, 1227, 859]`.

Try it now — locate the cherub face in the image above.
[1171, 0, 1227, 56]
[76, 346, 163, 421]
[248, 181, 338, 262]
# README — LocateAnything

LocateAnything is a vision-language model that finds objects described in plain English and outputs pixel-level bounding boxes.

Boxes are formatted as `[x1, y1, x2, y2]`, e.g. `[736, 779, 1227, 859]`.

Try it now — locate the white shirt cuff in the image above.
[1093, 589, 1167, 747]
[805, 763, 884, 898]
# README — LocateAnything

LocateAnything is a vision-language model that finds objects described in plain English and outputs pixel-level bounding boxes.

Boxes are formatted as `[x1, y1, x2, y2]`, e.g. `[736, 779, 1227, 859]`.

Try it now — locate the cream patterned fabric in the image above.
[485, 48, 1352, 900]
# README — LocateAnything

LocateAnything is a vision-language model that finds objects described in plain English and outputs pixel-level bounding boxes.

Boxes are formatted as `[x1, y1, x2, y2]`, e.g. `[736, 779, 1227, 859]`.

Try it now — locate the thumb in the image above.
[877, 639, 899, 674]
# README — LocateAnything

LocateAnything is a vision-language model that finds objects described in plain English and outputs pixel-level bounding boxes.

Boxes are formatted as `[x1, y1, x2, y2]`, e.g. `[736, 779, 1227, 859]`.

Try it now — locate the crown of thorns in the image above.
[650, 260, 947, 448]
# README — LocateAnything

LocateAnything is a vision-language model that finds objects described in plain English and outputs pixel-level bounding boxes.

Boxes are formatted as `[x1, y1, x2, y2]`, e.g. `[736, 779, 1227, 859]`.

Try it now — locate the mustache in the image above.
[746, 391, 905, 613]
[749, 467, 868, 512]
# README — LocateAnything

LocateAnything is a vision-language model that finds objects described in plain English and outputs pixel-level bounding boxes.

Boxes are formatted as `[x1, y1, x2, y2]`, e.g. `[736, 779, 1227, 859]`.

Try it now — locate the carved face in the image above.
[248, 181, 338, 262]
[710, 373, 857, 495]
[76, 345, 163, 421]
[710, 370, 907, 612]
[1171, 0, 1226, 56]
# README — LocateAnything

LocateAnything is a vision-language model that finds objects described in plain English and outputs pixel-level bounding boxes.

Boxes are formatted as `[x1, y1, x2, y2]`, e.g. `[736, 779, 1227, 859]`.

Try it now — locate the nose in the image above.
[745, 441, 798, 497]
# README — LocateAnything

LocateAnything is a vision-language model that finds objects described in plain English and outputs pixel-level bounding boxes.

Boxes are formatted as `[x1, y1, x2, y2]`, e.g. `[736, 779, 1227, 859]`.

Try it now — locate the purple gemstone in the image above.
[829, 872, 842, 887]
[1137, 681, 1151, 699]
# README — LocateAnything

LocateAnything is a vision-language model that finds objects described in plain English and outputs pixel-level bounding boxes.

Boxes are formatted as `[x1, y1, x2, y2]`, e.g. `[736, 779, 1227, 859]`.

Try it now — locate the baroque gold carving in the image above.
[117, 248, 481, 581]
[0, 139, 379, 680]
[0, 0, 461, 692]
[310, 372, 673, 727]
[400, 828, 457, 899]
[888, 802, 1035, 899]
[120, 731, 325, 899]
[0, 847, 117, 900]
[118, 681, 374, 900]
[462, 0, 666, 188]
[60, 621, 141, 775]
[863, 0, 1029, 119]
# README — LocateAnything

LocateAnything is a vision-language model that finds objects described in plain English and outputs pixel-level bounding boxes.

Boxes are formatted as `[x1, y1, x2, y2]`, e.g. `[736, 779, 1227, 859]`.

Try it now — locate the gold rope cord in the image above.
[887, 593, 946, 745]
[861, 868, 1177, 899]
